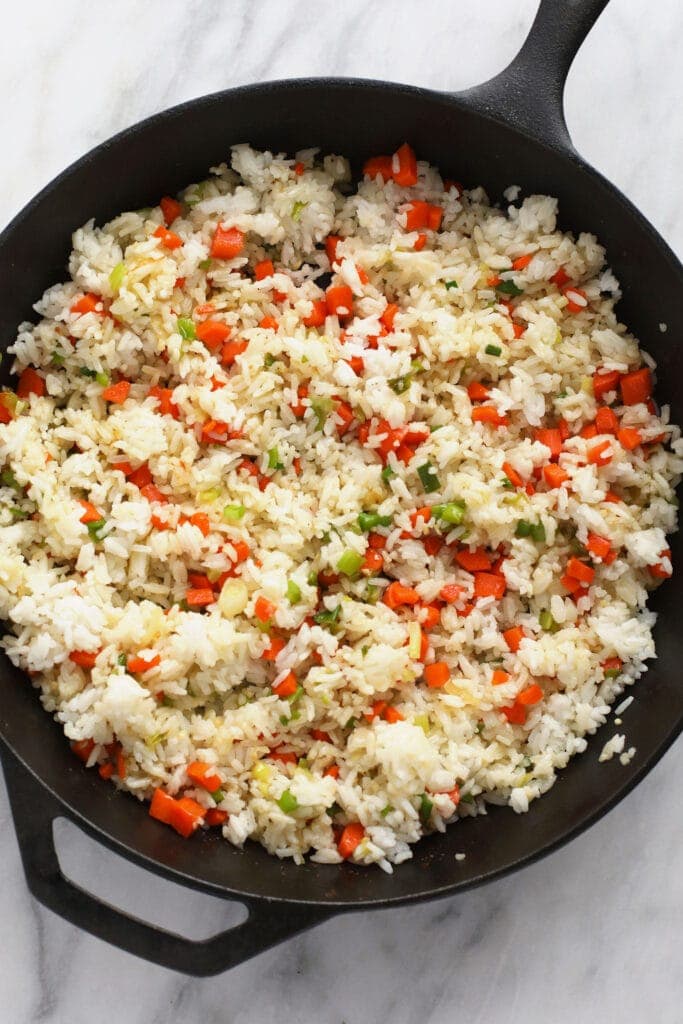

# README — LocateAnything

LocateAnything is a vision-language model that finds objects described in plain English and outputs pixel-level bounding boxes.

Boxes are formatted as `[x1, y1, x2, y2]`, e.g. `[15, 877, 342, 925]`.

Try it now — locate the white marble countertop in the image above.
[1, 0, 682, 1019]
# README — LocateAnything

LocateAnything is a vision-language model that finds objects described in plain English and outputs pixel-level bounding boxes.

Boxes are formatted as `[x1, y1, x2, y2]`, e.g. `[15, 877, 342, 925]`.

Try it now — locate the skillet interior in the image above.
[1, 79, 681, 907]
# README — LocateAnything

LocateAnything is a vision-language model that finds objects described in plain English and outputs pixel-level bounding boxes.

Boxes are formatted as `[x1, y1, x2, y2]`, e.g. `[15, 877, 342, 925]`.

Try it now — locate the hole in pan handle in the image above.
[1, 747, 331, 976]
[453, 0, 610, 151]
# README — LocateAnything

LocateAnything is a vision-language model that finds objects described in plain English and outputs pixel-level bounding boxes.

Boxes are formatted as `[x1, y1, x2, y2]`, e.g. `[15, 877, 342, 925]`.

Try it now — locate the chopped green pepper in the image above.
[286, 579, 302, 604]
[417, 462, 441, 494]
[177, 317, 196, 340]
[389, 375, 411, 395]
[277, 789, 299, 813]
[337, 549, 362, 576]
[432, 501, 466, 525]
[539, 609, 558, 632]
[223, 504, 246, 522]
[530, 522, 546, 543]
[86, 519, 106, 541]
[515, 520, 532, 538]
[291, 201, 307, 221]
[267, 446, 284, 471]
[358, 511, 393, 532]
[419, 793, 434, 823]
[485, 344, 502, 356]
[444, 280, 458, 290]
[108, 262, 125, 293]
[381, 465, 396, 482]
[496, 279, 524, 297]
[314, 605, 341, 628]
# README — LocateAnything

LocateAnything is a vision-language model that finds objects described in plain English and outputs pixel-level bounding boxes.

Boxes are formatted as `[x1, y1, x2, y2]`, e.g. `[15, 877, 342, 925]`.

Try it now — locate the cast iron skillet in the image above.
[1, 0, 681, 976]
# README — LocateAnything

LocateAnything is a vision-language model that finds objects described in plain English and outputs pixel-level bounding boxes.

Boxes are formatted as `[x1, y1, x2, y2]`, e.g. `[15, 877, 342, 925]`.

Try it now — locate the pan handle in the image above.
[455, 0, 610, 150]
[1, 748, 331, 975]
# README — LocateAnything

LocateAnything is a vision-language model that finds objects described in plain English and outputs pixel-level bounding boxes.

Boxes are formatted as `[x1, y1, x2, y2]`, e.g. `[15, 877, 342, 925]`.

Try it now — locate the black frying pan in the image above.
[1, 0, 681, 976]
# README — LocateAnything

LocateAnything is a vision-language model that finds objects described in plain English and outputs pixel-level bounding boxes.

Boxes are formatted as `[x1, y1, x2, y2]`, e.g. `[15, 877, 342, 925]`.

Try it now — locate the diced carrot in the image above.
[69, 650, 100, 669]
[262, 636, 286, 661]
[618, 426, 643, 451]
[303, 299, 327, 327]
[221, 339, 249, 366]
[101, 380, 130, 404]
[587, 440, 613, 466]
[254, 259, 274, 280]
[512, 253, 534, 271]
[338, 822, 365, 859]
[149, 788, 177, 826]
[383, 582, 420, 609]
[491, 669, 510, 686]
[185, 588, 216, 607]
[423, 535, 442, 556]
[503, 626, 525, 653]
[259, 316, 278, 331]
[543, 464, 569, 488]
[153, 225, 182, 250]
[502, 461, 523, 488]
[140, 483, 168, 504]
[325, 235, 342, 264]
[601, 656, 623, 675]
[486, 274, 501, 287]
[115, 746, 126, 780]
[70, 293, 101, 315]
[380, 303, 398, 332]
[268, 748, 297, 765]
[0, 393, 15, 424]
[424, 661, 450, 688]
[649, 549, 672, 579]
[290, 383, 309, 418]
[170, 797, 206, 838]
[512, 321, 526, 339]
[592, 369, 621, 401]
[473, 573, 506, 599]
[311, 729, 332, 743]
[384, 705, 405, 724]
[580, 423, 598, 439]
[160, 195, 182, 225]
[187, 761, 222, 792]
[620, 368, 652, 406]
[472, 405, 507, 426]
[586, 533, 612, 560]
[417, 605, 440, 633]
[534, 428, 562, 460]
[99, 762, 114, 780]
[368, 532, 387, 550]
[563, 286, 588, 313]
[566, 557, 595, 584]
[455, 548, 492, 572]
[335, 400, 354, 436]
[427, 205, 443, 231]
[413, 233, 427, 251]
[148, 385, 180, 418]
[468, 381, 490, 402]
[210, 224, 245, 259]
[255, 596, 276, 622]
[17, 368, 45, 399]
[364, 700, 388, 722]
[560, 573, 583, 594]
[443, 179, 462, 196]
[188, 572, 213, 590]
[550, 266, 569, 287]
[517, 683, 544, 706]
[410, 506, 432, 528]
[346, 356, 365, 376]
[363, 155, 394, 181]
[595, 406, 619, 435]
[188, 512, 211, 536]
[326, 284, 354, 319]
[205, 809, 228, 826]
[127, 463, 152, 488]
[196, 319, 231, 350]
[501, 702, 527, 725]
[362, 549, 384, 573]
[78, 499, 102, 524]
[439, 583, 464, 604]
[127, 654, 161, 673]
[392, 143, 418, 186]
[71, 738, 96, 762]
[323, 765, 340, 779]
[273, 671, 298, 698]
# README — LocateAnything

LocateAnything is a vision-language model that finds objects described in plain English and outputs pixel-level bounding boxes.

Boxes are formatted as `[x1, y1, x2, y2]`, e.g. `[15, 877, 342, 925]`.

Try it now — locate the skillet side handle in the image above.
[1, 748, 330, 976]
[455, 0, 610, 150]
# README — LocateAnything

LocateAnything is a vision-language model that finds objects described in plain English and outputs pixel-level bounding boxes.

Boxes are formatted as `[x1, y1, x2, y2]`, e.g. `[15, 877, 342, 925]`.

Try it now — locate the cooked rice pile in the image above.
[1, 143, 680, 870]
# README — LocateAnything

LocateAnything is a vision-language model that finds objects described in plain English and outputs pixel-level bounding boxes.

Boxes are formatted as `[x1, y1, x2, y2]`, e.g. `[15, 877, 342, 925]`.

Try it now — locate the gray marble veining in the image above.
[1, 1, 682, 1020]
